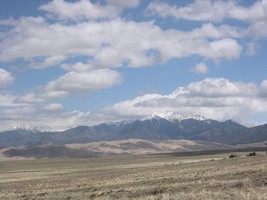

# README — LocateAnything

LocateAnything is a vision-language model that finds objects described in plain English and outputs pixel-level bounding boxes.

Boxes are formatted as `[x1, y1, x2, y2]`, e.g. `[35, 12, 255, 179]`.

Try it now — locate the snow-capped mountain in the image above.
[1, 113, 266, 148]
[14, 124, 52, 133]
[14, 124, 32, 131]
[142, 113, 164, 122]
[142, 111, 207, 123]
[32, 125, 53, 132]
[109, 119, 136, 127]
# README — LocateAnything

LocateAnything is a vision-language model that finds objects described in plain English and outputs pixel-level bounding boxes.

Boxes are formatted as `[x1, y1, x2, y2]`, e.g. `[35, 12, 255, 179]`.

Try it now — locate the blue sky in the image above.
[0, 0, 267, 130]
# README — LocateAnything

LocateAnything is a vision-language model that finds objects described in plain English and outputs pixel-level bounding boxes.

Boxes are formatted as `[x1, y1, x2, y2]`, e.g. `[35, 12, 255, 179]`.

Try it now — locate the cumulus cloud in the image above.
[43, 103, 64, 111]
[39, 0, 119, 21]
[0, 17, 243, 66]
[191, 63, 208, 74]
[146, 0, 267, 38]
[14, 92, 43, 104]
[0, 93, 21, 107]
[45, 69, 121, 91]
[39, 0, 140, 22]
[0, 68, 15, 87]
[1, 78, 267, 131]
[208, 38, 242, 60]
[106, 0, 140, 8]
[186, 78, 256, 97]
[14, 91, 69, 105]
[61, 62, 93, 72]
[41, 91, 69, 99]
[0, 105, 91, 131]
[247, 21, 267, 38]
[259, 80, 267, 97]
[13, 68, 121, 104]
[146, 0, 267, 22]
[90, 78, 267, 123]
[30, 55, 66, 69]
[1, 107, 37, 119]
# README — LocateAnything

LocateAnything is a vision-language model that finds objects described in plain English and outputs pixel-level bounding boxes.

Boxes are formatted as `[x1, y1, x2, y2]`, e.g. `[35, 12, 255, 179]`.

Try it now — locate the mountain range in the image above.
[0, 112, 266, 148]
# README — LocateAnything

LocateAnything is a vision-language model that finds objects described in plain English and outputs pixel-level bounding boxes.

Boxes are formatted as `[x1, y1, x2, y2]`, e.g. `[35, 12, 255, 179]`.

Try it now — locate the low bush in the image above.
[229, 154, 238, 158]
[247, 152, 256, 156]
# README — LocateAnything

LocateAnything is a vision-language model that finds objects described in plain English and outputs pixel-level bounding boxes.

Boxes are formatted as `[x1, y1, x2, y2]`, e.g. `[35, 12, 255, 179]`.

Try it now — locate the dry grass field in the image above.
[0, 152, 266, 200]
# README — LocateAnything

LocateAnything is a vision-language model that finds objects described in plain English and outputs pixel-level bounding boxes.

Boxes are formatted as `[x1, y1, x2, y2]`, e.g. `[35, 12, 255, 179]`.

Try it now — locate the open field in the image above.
[0, 152, 266, 200]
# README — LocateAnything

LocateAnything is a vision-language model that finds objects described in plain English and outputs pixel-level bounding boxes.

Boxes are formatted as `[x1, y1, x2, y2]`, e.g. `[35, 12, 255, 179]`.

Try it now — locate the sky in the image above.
[0, 0, 267, 131]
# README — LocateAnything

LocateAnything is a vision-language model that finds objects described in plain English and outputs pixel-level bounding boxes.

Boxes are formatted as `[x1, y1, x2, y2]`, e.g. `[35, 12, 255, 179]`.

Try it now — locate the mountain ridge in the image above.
[14, 124, 53, 133]
[143, 112, 207, 123]
[0, 112, 266, 147]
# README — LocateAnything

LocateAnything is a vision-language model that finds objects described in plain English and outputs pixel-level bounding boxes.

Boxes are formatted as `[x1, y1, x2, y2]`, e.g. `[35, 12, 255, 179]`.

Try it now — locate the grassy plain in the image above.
[0, 152, 266, 200]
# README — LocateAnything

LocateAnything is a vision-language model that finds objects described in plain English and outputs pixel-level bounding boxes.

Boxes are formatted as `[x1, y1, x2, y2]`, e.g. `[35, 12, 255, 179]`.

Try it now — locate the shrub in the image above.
[247, 152, 256, 156]
[229, 154, 237, 158]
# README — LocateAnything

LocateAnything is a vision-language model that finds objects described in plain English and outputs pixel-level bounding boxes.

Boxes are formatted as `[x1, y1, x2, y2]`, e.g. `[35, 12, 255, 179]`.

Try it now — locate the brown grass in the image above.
[0, 152, 266, 199]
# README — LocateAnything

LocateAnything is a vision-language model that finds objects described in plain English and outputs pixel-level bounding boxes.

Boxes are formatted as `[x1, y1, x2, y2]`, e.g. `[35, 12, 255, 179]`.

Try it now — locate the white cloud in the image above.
[0, 68, 15, 87]
[191, 63, 208, 74]
[106, 0, 140, 8]
[0, 78, 267, 131]
[30, 55, 65, 69]
[0, 17, 243, 66]
[61, 62, 93, 72]
[45, 69, 121, 91]
[14, 92, 43, 104]
[41, 91, 69, 99]
[14, 91, 69, 105]
[0, 93, 20, 107]
[43, 103, 63, 111]
[146, 0, 225, 22]
[0, 105, 90, 131]
[1, 107, 37, 118]
[247, 21, 267, 38]
[190, 23, 242, 39]
[146, 0, 267, 22]
[259, 80, 267, 97]
[146, 0, 267, 39]
[39, 0, 119, 21]
[13, 67, 121, 104]
[186, 78, 256, 97]
[89, 78, 267, 123]
[208, 38, 242, 60]
[39, 0, 140, 22]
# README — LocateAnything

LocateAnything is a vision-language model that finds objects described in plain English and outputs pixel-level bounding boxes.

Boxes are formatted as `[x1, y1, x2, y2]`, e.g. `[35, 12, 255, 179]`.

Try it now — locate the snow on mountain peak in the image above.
[143, 111, 207, 122]
[14, 124, 52, 132]
[109, 119, 136, 127]
[32, 125, 53, 132]
[143, 113, 163, 121]
[14, 124, 32, 131]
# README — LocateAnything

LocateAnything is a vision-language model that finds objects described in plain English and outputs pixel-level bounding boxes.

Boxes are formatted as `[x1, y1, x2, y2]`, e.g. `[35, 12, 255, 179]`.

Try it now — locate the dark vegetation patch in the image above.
[229, 154, 238, 158]
[3, 146, 100, 158]
[158, 147, 267, 157]
[247, 152, 257, 156]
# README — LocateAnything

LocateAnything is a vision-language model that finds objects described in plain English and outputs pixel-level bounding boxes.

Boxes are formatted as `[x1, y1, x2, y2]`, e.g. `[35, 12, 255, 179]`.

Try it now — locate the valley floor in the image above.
[0, 152, 266, 200]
